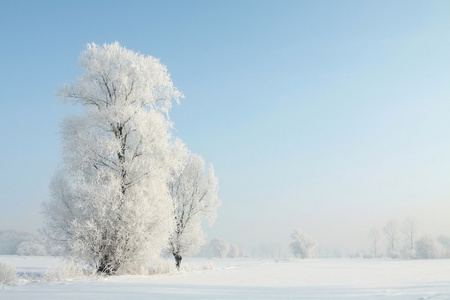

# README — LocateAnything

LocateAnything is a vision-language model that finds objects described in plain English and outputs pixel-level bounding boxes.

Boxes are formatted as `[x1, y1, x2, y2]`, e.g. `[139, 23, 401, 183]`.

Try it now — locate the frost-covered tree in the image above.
[402, 217, 418, 256]
[384, 220, 400, 258]
[210, 238, 230, 258]
[0, 230, 45, 255]
[289, 228, 318, 259]
[228, 244, 240, 258]
[167, 147, 220, 269]
[16, 241, 47, 256]
[416, 236, 437, 259]
[239, 248, 250, 258]
[43, 42, 182, 275]
[368, 228, 381, 258]
[437, 235, 450, 258]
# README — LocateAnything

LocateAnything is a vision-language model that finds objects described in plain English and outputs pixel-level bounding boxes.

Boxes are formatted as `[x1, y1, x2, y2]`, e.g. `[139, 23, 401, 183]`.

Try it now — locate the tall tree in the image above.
[168, 148, 220, 269]
[43, 42, 182, 275]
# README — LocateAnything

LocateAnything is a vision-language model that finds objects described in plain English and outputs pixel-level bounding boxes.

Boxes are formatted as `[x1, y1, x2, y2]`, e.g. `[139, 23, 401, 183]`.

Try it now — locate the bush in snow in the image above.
[400, 243, 416, 259]
[289, 228, 318, 259]
[0, 262, 16, 287]
[148, 260, 176, 275]
[43, 260, 88, 282]
[181, 262, 214, 272]
[148, 259, 213, 275]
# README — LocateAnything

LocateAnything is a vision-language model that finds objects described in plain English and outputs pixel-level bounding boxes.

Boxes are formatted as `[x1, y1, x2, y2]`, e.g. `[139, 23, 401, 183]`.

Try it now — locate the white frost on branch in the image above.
[167, 143, 220, 268]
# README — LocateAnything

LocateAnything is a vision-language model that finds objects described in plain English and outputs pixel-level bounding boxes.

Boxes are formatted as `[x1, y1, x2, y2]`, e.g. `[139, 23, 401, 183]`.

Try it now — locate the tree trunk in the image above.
[97, 254, 118, 275]
[173, 252, 182, 270]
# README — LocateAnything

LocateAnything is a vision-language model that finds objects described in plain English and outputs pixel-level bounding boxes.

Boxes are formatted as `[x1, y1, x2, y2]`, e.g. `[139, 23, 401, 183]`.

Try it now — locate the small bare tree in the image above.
[368, 228, 381, 258]
[402, 217, 418, 256]
[384, 220, 400, 258]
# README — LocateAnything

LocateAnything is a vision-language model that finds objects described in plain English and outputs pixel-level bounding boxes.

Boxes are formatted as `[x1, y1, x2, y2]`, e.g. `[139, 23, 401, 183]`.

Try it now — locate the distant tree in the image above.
[416, 236, 437, 259]
[16, 241, 47, 256]
[256, 242, 279, 259]
[402, 217, 418, 257]
[275, 242, 283, 259]
[349, 252, 362, 259]
[210, 239, 230, 258]
[368, 228, 381, 258]
[239, 248, 250, 258]
[289, 229, 318, 258]
[42, 42, 182, 275]
[228, 244, 240, 258]
[0, 230, 48, 255]
[437, 235, 450, 258]
[259, 243, 268, 259]
[384, 220, 400, 258]
[167, 147, 220, 269]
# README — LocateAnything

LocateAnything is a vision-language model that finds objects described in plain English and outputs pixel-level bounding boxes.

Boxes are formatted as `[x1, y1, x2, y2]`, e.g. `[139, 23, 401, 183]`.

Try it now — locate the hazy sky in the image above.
[1, 0, 450, 254]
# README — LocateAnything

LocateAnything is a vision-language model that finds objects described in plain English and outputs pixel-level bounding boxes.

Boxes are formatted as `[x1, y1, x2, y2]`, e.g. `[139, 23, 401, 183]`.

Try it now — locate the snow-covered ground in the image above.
[1, 256, 450, 299]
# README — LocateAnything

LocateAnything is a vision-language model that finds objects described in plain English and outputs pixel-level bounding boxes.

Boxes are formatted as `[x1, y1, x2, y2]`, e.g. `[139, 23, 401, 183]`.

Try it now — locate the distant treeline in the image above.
[0, 229, 62, 256]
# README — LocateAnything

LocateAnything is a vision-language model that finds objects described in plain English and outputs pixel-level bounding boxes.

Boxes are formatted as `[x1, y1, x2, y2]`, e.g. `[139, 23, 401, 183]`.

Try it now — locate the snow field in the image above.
[1, 256, 450, 299]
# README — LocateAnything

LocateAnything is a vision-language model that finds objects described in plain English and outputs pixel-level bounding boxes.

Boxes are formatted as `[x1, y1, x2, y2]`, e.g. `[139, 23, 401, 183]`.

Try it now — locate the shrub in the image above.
[148, 260, 176, 275]
[43, 260, 87, 282]
[0, 262, 16, 287]
[148, 259, 214, 275]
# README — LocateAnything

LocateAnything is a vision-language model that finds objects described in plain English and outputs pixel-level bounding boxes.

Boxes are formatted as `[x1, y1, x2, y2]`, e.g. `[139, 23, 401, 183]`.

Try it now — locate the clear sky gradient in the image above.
[1, 0, 450, 254]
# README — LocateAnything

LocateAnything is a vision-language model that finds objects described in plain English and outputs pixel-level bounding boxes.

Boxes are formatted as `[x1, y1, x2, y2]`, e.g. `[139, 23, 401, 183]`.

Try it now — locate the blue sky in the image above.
[1, 0, 450, 253]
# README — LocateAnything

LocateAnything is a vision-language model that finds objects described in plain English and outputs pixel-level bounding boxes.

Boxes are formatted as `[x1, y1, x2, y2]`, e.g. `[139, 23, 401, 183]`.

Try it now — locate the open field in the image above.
[1, 256, 449, 299]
